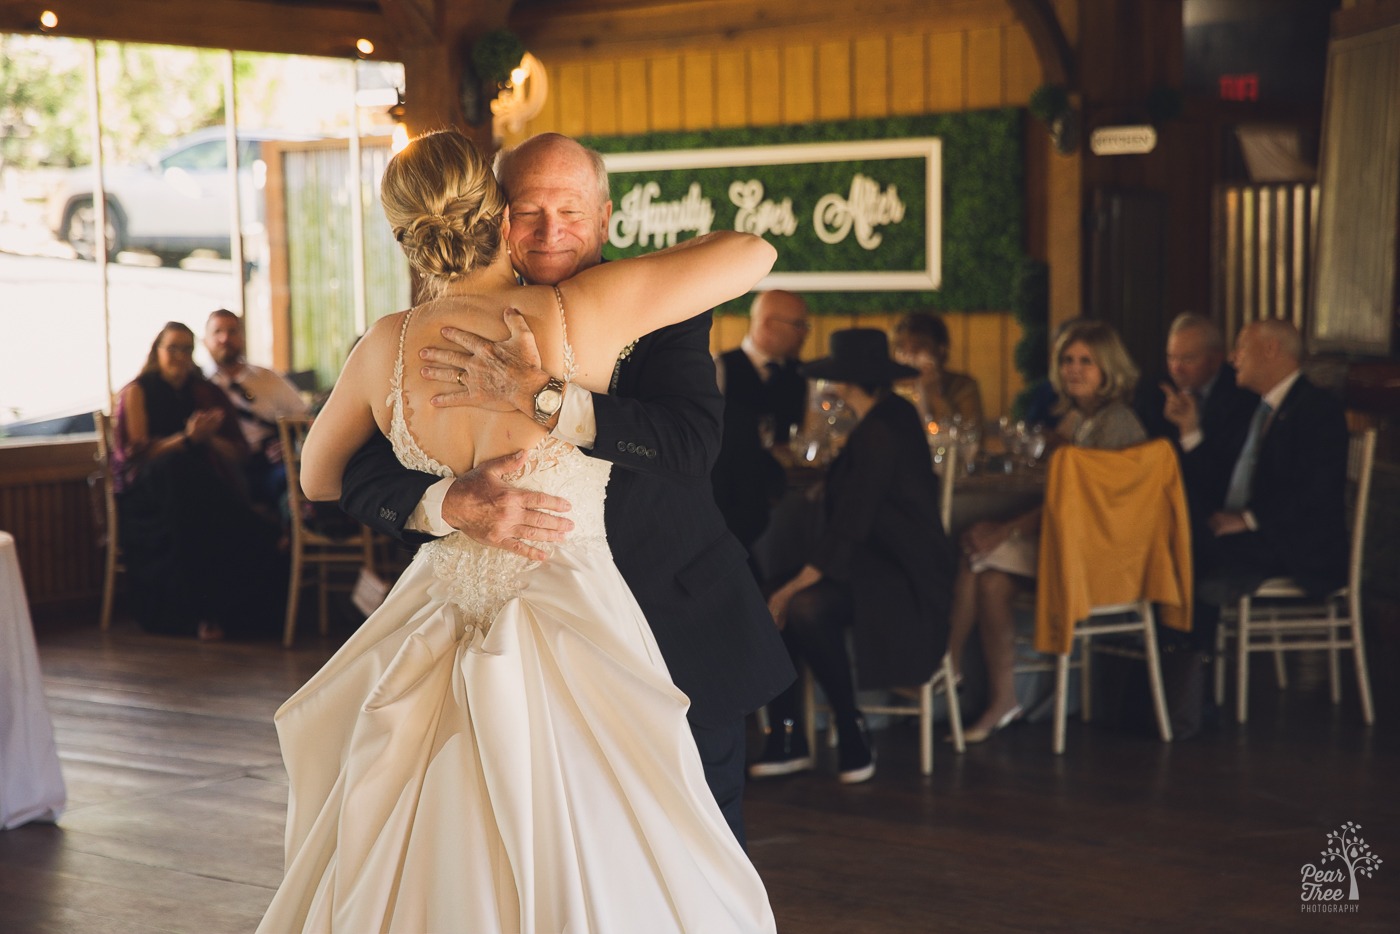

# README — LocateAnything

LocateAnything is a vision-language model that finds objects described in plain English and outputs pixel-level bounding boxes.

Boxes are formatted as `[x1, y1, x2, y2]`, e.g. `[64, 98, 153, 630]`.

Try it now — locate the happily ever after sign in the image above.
[601, 138, 942, 292]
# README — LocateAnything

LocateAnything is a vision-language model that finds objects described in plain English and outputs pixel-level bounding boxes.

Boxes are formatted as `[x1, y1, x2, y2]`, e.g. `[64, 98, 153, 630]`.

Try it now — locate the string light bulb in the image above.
[355, 38, 375, 58]
[39, 10, 58, 31]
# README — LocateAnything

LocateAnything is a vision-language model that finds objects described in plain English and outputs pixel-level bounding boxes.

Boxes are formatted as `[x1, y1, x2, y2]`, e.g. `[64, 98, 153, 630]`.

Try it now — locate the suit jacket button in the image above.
[379, 507, 397, 522]
[625, 442, 637, 453]
[646, 448, 658, 459]
[616, 440, 628, 453]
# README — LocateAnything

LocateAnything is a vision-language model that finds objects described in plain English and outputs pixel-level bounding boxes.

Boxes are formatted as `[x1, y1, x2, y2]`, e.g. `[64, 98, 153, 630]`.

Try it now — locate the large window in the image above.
[0, 35, 409, 438]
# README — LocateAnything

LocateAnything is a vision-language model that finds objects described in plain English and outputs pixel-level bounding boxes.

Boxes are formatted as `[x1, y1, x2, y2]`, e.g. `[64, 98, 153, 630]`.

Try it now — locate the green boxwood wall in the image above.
[582, 108, 1025, 315]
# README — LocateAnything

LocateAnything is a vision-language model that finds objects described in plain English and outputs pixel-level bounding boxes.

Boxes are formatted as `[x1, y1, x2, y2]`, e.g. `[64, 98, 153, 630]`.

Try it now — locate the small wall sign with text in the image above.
[1089, 126, 1158, 156]
[601, 139, 942, 292]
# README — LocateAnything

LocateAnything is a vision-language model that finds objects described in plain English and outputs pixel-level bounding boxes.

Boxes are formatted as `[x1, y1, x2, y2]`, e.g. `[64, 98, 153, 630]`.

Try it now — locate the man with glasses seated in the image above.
[203, 308, 310, 514]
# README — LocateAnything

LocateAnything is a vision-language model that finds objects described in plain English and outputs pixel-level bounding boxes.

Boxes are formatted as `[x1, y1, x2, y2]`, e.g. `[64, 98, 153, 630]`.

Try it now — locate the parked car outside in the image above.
[44, 127, 314, 263]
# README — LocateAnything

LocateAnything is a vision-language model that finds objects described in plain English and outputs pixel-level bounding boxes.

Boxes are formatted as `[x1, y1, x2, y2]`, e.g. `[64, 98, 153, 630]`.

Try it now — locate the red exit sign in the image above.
[1220, 73, 1260, 101]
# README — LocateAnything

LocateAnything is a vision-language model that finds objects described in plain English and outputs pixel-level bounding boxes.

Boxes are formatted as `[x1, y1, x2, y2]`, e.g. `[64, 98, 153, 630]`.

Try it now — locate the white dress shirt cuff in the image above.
[550, 383, 597, 450]
[1179, 429, 1203, 452]
[406, 477, 457, 536]
[1242, 509, 1258, 532]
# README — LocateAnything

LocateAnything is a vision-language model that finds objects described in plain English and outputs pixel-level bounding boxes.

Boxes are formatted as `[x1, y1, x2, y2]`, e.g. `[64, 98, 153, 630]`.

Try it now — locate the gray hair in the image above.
[1168, 312, 1224, 353]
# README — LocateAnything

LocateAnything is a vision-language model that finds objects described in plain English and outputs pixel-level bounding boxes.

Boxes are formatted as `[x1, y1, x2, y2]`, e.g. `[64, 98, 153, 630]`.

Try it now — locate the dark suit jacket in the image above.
[1136, 363, 1260, 518]
[1243, 375, 1349, 594]
[810, 393, 955, 688]
[710, 348, 806, 549]
[340, 311, 794, 727]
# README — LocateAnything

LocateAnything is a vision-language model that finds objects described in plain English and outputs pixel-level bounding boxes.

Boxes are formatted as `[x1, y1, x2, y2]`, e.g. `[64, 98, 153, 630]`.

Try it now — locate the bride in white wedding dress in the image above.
[255, 130, 778, 934]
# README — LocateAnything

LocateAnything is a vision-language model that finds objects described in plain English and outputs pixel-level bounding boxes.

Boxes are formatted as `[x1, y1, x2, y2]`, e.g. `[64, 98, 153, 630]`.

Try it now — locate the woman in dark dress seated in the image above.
[752, 329, 956, 784]
[111, 322, 285, 640]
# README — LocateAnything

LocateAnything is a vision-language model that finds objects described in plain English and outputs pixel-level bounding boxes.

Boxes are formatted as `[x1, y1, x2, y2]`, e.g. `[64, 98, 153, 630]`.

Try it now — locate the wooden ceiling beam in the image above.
[1005, 0, 1075, 87]
[0, 0, 402, 60]
[379, 0, 441, 48]
[509, 0, 1015, 59]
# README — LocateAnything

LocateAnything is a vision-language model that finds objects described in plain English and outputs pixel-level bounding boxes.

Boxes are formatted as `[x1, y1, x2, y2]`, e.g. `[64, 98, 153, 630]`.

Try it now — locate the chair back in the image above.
[278, 414, 314, 541]
[1035, 439, 1193, 655]
[1345, 429, 1378, 596]
[93, 411, 118, 540]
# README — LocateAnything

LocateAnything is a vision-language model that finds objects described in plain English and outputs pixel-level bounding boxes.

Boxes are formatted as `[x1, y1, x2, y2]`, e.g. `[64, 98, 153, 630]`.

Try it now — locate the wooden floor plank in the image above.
[3, 612, 1397, 934]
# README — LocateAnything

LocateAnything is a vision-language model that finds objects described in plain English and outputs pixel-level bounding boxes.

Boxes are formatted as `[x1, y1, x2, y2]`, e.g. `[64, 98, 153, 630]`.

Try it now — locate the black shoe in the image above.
[748, 719, 814, 778]
[836, 717, 875, 784]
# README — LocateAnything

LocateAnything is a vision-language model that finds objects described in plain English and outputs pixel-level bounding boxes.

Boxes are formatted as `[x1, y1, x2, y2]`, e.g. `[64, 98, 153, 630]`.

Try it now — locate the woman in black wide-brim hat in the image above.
[752, 329, 956, 784]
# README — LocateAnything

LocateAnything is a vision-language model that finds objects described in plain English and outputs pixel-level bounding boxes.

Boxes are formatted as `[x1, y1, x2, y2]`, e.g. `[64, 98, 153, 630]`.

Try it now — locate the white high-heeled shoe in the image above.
[961, 704, 1023, 744]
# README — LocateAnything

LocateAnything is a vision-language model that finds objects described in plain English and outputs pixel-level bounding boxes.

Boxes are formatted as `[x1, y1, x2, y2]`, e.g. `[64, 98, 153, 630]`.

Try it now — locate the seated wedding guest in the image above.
[946, 320, 1146, 742]
[1174, 319, 1348, 733]
[711, 289, 810, 562]
[753, 329, 955, 783]
[111, 322, 285, 641]
[892, 312, 983, 428]
[203, 308, 310, 513]
[1136, 312, 1259, 518]
[1135, 313, 1260, 735]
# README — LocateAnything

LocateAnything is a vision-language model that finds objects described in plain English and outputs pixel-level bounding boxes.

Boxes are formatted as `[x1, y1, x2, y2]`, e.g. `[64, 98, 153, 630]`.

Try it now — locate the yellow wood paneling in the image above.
[890, 33, 927, 116]
[966, 27, 1004, 109]
[1002, 24, 1042, 105]
[946, 313, 973, 373]
[617, 58, 651, 134]
[526, 67, 561, 135]
[927, 31, 966, 113]
[586, 60, 620, 136]
[853, 35, 889, 118]
[965, 313, 1008, 417]
[715, 50, 749, 127]
[555, 62, 589, 137]
[749, 47, 783, 126]
[816, 40, 852, 121]
[711, 314, 749, 352]
[782, 45, 816, 124]
[682, 51, 716, 130]
[649, 54, 683, 131]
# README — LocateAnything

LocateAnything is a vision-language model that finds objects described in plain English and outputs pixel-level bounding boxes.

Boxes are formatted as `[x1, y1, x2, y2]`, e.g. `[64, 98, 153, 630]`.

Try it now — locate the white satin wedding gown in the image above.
[257, 308, 776, 934]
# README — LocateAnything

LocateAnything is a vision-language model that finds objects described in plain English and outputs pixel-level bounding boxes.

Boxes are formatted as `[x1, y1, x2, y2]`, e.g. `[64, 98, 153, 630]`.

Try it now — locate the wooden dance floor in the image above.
[3, 612, 1398, 933]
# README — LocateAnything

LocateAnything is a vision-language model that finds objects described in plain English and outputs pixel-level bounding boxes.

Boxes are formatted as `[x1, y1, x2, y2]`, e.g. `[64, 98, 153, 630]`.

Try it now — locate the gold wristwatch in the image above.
[532, 376, 565, 425]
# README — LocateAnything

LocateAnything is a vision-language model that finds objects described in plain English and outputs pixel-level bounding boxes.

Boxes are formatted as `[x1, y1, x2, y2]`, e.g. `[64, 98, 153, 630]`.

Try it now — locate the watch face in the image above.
[537, 388, 563, 414]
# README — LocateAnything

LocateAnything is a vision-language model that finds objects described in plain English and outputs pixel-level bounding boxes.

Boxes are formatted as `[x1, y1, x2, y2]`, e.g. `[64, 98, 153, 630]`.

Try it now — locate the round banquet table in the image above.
[0, 531, 66, 829]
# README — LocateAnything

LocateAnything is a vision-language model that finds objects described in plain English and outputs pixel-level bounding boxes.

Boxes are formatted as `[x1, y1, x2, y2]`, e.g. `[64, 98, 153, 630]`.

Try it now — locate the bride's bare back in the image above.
[377, 285, 568, 476]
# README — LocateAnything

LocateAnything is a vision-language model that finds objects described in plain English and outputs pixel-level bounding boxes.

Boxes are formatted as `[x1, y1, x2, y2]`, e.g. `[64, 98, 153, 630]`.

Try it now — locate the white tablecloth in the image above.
[0, 531, 66, 828]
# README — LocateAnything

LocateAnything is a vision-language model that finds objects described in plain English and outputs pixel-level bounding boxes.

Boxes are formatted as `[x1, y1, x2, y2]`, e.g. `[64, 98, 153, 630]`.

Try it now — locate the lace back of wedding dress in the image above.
[384, 293, 611, 628]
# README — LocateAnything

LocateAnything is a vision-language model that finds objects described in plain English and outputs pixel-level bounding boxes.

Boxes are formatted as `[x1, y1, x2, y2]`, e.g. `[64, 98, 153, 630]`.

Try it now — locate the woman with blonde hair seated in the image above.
[946, 320, 1145, 742]
[892, 311, 984, 428]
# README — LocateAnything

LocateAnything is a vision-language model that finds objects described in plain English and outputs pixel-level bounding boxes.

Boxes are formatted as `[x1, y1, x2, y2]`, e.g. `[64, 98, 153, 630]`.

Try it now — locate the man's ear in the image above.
[598, 200, 613, 240]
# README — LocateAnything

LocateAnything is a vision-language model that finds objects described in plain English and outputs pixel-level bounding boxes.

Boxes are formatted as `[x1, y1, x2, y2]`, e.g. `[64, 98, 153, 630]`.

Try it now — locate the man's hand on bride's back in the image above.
[420, 309, 549, 414]
[443, 450, 573, 562]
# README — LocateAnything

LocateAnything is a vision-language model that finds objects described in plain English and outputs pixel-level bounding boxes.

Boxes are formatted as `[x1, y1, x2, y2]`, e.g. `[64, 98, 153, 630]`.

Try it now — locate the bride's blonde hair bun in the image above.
[382, 129, 506, 283]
